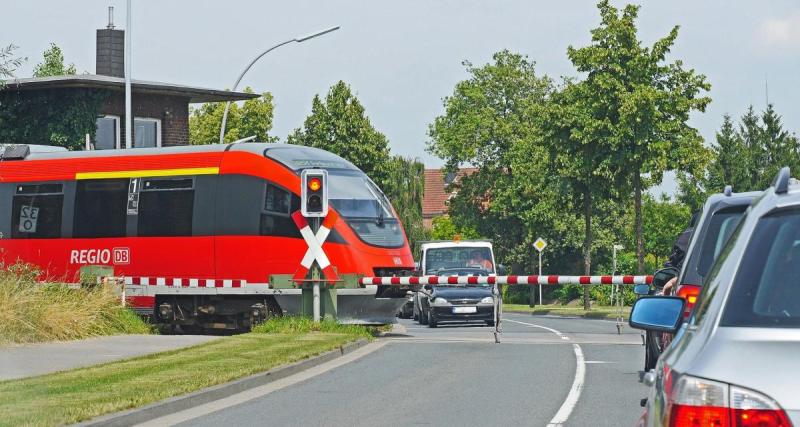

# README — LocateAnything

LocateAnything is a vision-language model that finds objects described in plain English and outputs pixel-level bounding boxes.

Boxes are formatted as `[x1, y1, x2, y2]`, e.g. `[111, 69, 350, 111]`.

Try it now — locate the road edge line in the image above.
[76, 338, 372, 427]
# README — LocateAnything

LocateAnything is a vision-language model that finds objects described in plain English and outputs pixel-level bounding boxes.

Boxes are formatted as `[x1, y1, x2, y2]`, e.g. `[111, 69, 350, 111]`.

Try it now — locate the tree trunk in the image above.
[634, 169, 645, 274]
[583, 186, 592, 310]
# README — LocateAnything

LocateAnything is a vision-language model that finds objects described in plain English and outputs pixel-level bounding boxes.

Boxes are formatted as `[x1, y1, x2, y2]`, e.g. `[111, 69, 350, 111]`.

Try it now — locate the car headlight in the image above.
[479, 296, 494, 304]
[432, 297, 451, 306]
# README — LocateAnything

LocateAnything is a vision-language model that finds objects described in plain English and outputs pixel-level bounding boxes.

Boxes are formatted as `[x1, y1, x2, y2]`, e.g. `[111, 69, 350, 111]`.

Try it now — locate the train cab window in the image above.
[138, 178, 194, 237]
[11, 183, 63, 239]
[74, 179, 128, 238]
[260, 183, 301, 238]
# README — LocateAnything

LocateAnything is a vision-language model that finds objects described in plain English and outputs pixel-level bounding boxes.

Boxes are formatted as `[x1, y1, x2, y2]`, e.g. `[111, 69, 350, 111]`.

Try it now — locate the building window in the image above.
[94, 115, 120, 150]
[11, 183, 63, 239]
[137, 177, 194, 237]
[133, 118, 161, 148]
[74, 179, 128, 238]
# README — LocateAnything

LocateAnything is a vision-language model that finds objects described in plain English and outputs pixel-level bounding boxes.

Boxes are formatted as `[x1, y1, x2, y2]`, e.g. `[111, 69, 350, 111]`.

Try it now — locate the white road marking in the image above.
[584, 360, 614, 364]
[136, 341, 387, 427]
[503, 318, 586, 427]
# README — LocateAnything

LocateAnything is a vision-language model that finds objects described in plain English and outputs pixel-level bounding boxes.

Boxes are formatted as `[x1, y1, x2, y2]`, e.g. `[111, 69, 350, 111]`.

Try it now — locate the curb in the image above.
[504, 310, 629, 321]
[78, 338, 370, 427]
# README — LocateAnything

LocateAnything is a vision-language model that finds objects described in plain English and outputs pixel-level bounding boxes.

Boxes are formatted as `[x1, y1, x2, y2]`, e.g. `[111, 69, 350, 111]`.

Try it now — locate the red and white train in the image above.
[0, 143, 415, 329]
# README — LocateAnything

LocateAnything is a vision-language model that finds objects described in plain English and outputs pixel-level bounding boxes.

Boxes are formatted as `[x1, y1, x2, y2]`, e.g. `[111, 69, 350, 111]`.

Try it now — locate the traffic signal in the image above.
[301, 169, 328, 217]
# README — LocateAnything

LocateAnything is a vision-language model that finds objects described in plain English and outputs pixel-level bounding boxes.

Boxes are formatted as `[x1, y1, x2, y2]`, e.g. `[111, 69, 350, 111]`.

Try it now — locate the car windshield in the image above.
[721, 208, 800, 328]
[697, 207, 746, 277]
[425, 247, 494, 274]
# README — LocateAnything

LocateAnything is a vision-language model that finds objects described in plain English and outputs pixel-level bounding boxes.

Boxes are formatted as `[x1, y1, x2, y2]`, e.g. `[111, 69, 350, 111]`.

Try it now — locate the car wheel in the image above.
[419, 307, 428, 325]
[413, 310, 418, 321]
[428, 310, 437, 328]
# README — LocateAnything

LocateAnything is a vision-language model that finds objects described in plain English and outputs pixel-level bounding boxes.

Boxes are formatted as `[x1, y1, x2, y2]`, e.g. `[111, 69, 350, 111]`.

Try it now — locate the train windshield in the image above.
[328, 170, 404, 248]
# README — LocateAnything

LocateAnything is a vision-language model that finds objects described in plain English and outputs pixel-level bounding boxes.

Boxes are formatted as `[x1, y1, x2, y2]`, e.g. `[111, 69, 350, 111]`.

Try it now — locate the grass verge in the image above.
[0, 317, 371, 427]
[0, 265, 152, 345]
[504, 304, 631, 320]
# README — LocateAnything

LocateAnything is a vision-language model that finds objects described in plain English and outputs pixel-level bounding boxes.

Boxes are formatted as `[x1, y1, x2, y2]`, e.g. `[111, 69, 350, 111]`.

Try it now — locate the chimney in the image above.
[96, 6, 125, 78]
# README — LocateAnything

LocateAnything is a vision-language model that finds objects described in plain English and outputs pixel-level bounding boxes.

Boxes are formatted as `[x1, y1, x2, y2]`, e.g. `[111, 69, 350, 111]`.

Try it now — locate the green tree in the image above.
[430, 216, 479, 241]
[641, 194, 691, 265]
[565, 0, 711, 274]
[189, 88, 278, 144]
[0, 44, 25, 87]
[32, 43, 76, 77]
[288, 81, 391, 184]
[382, 155, 427, 253]
[542, 79, 623, 308]
[705, 114, 748, 193]
[427, 51, 564, 276]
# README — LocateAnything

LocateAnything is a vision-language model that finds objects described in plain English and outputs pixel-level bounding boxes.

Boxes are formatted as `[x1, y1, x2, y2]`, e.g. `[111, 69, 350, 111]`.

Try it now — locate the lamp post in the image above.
[218, 26, 340, 144]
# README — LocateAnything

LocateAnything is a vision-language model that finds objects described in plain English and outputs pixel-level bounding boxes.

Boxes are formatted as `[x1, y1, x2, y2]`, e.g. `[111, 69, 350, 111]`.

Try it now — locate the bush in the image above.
[0, 265, 153, 344]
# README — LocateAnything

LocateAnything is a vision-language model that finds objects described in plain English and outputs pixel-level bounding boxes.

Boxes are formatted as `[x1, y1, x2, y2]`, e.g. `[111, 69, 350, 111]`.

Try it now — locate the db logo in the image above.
[113, 247, 130, 265]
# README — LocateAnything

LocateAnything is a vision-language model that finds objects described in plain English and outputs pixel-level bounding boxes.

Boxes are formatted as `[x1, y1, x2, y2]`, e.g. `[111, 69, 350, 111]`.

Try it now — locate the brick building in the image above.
[422, 168, 477, 229]
[0, 24, 255, 150]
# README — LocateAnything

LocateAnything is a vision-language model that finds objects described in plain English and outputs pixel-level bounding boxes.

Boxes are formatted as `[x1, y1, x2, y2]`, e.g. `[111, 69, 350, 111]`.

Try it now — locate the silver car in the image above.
[630, 167, 799, 427]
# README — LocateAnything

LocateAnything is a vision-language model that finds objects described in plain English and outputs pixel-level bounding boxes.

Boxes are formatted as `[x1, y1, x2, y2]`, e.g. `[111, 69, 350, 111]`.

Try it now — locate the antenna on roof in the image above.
[773, 166, 790, 195]
[107, 6, 115, 29]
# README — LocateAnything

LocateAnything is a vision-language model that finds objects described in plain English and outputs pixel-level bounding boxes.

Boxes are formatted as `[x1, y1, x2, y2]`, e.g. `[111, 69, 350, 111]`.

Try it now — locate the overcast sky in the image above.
[4, 1, 800, 195]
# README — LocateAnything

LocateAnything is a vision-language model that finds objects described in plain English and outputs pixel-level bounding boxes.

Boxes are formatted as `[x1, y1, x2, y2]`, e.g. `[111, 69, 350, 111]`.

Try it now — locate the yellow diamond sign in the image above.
[533, 238, 547, 252]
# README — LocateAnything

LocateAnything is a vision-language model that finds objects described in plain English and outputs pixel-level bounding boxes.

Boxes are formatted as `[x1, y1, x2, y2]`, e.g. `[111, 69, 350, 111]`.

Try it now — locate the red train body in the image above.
[0, 143, 414, 328]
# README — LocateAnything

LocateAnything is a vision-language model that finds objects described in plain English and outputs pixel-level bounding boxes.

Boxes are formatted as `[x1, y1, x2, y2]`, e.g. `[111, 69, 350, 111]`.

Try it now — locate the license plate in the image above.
[452, 306, 477, 314]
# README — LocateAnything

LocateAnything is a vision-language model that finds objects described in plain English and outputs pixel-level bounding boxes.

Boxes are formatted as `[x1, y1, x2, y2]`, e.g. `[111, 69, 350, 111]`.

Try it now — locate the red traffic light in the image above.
[308, 177, 322, 192]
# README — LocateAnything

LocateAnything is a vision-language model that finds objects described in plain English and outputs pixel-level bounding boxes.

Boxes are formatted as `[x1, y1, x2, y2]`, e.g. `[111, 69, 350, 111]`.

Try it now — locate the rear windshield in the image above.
[721, 209, 800, 328]
[697, 207, 747, 277]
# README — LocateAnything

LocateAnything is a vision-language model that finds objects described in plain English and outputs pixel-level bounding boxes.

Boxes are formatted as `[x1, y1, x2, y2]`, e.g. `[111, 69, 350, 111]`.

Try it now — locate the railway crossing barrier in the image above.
[359, 275, 654, 342]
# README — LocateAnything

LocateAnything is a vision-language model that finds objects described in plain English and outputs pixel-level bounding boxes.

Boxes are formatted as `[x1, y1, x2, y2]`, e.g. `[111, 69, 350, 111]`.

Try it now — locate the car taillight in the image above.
[676, 284, 701, 318]
[730, 385, 792, 427]
[667, 374, 792, 427]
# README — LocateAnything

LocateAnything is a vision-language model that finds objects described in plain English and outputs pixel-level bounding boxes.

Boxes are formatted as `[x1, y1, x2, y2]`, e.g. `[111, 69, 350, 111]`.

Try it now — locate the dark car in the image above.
[640, 186, 760, 371]
[417, 268, 495, 328]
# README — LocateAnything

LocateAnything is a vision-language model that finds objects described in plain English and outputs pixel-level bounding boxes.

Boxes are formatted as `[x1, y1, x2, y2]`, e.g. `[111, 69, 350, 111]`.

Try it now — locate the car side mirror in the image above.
[497, 264, 507, 275]
[633, 283, 651, 296]
[629, 296, 686, 333]
[652, 267, 679, 288]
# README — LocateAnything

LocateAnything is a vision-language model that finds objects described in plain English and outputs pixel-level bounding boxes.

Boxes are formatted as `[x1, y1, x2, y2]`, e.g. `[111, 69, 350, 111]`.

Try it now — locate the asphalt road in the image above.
[170, 313, 648, 427]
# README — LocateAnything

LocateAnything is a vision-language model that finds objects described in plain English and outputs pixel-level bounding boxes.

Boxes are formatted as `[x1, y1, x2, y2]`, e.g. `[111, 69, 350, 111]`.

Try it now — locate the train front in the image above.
[260, 145, 415, 324]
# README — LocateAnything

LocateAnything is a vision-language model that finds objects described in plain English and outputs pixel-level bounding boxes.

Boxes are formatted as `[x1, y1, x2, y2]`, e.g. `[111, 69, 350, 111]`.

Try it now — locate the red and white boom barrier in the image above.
[359, 275, 653, 286]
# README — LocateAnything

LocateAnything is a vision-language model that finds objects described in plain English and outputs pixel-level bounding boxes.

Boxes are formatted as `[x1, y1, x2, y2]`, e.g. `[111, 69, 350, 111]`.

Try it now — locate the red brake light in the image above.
[667, 375, 792, 427]
[676, 284, 701, 318]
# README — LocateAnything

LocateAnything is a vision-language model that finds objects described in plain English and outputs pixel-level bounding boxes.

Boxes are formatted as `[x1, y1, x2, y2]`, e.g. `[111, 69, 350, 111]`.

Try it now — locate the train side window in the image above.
[11, 183, 63, 239]
[74, 179, 128, 238]
[138, 177, 194, 237]
[260, 183, 301, 238]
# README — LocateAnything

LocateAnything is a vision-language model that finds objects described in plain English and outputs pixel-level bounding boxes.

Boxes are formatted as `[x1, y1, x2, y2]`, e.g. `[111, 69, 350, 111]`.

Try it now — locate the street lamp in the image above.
[218, 26, 340, 144]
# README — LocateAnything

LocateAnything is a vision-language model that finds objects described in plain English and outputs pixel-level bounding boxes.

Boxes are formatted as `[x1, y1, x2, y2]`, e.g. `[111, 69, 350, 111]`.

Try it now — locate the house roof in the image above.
[423, 167, 477, 217]
[0, 74, 260, 103]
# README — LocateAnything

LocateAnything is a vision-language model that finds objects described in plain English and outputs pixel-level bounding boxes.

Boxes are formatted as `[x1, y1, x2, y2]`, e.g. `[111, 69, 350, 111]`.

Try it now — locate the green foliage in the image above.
[679, 104, 800, 204]
[381, 156, 427, 252]
[427, 51, 568, 274]
[641, 194, 692, 262]
[252, 315, 372, 338]
[0, 44, 25, 86]
[0, 88, 106, 150]
[429, 216, 480, 241]
[189, 87, 278, 144]
[0, 44, 102, 149]
[289, 81, 391, 184]
[565, 0, 711, 273]
[32, 43, 76, 77]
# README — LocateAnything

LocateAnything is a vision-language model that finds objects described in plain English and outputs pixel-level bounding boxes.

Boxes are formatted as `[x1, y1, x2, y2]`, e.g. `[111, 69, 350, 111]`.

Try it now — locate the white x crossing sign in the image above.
[292, 210, 340, 282]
